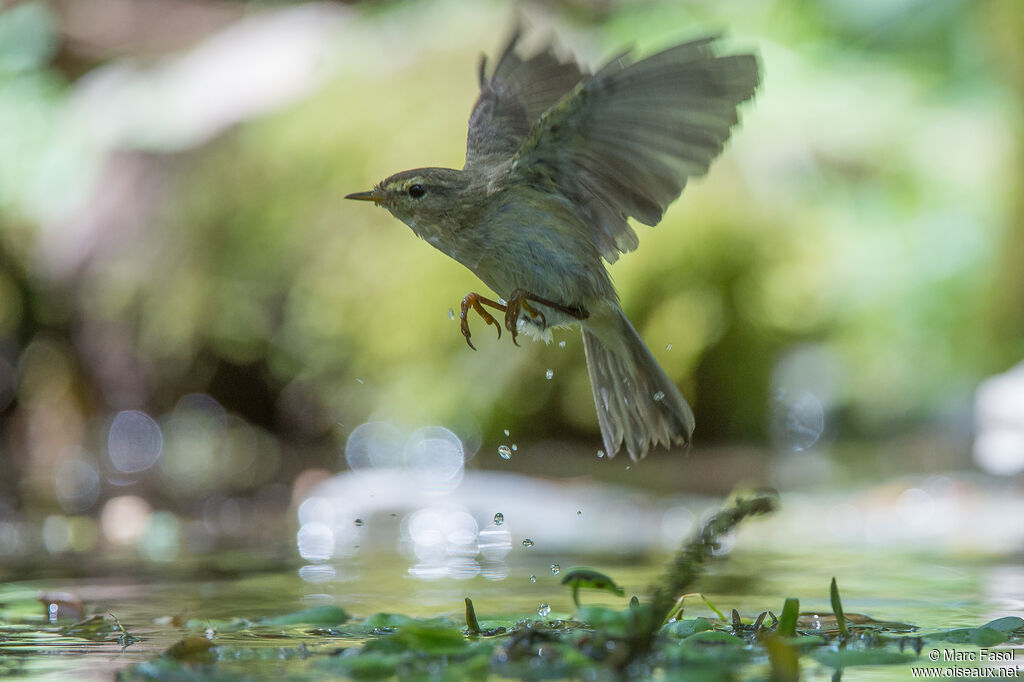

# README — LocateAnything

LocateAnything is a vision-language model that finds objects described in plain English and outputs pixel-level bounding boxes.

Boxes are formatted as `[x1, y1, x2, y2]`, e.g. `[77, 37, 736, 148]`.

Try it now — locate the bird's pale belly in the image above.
[452, 207, 611, 306]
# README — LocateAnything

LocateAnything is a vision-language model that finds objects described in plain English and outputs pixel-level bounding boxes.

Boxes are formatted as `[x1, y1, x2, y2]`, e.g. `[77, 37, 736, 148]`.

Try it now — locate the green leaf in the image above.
[969, 627, 1007, 647]
[830, 577, 847, 639]
[813, 649, 918, 668]
[778, 598, 799, 638]
[701, 594, 727, 622]
[928, 616, 1022, 645]
[464, 597, 481, 634]
[665, 617, 715, 638]
[928, 628, 972, 643]
[393, 623, 469, 655]
[980, 616, 1023, 633]
[321, 652, 398, 680]
[362, 612, 416, 629]
[561, 568, 625, 608]
[682, 630, 746, 648]
[258, 605, 348, 626]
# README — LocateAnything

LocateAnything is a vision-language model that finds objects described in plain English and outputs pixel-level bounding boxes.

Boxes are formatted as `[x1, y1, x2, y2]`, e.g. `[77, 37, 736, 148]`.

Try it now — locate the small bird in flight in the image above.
[347, 28, 760, 460]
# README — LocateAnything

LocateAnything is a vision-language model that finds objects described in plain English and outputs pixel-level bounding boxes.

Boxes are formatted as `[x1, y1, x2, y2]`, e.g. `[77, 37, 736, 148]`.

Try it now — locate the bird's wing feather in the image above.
[465, 29, 587, 170]
[508, 36, 760, 263]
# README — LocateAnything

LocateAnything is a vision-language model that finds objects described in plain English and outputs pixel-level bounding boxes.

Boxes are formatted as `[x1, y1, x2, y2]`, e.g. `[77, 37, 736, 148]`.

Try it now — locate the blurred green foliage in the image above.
[0, 0, 1022, 509]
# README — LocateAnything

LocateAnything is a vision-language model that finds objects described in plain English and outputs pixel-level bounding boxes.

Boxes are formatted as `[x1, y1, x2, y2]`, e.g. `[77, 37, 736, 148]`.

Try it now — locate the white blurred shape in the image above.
[441, 509, 478, 556]
[139, 510, 180, 562]
[773, 343, 843, 407]
[175, 392, 226, 420]
[408, 562, 449, 580]
[0, 521, 25, 556]
[826, 503, 863, 541]
[446, 557, 480, 580]
[478, 523, 513, 561]
[974, 431, 1024, 476]
[296, 521, 335, 562]
[411, 508, 475, 557]
[895, 488, 934, 527]
[42, 515, 72, 554]
[773, 389, 825, 452]
[55, 454, 101, 513]
[481, 562, 510, 581]
[68, 4, 348, 153]
[771, 344, 841, 451]
[100, 495, 152, 545]
[297, 495, 340, 525]
[108, 410, 163, 473]
[660, 505, 695, 549]
[404, 426, 464, 494]
[407, 509, 445, 562]
[298, 564, 337, 583]
[973, 362, 1024, 475]
[345, 421, 405, 470]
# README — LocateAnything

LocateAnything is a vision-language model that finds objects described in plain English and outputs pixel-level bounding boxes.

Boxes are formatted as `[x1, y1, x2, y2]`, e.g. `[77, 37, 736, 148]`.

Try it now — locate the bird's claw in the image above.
[504, 289, 547, 346]
[457, 289, 586, 350]
[460, 292, 502, 351]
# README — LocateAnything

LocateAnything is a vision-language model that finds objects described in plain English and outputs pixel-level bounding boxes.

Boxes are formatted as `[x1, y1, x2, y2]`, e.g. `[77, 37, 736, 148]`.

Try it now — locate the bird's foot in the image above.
[504, 289, 547, 346]
[460, 292, 503, 351]
[458, 289, 590, 349]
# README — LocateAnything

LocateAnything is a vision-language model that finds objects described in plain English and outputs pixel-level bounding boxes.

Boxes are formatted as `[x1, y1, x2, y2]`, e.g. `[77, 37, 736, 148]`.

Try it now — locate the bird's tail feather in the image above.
[581, 309, 694, 460]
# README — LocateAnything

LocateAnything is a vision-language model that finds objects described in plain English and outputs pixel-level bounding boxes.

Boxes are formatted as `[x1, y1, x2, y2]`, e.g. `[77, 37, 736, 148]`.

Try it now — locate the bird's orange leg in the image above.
[504, 288, 590, 346]
[460, 292, 504, 350]
[460, 290, 590, 349]
[504, 289, 545, 346]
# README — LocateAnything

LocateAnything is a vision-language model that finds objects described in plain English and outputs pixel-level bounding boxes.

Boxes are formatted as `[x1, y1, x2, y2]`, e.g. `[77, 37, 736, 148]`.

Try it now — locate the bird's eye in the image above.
[408, 184, 426, 199]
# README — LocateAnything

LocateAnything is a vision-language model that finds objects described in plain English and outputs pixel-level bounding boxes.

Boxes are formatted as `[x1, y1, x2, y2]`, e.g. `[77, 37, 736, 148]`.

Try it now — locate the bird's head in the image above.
[346, 167, 470, 242]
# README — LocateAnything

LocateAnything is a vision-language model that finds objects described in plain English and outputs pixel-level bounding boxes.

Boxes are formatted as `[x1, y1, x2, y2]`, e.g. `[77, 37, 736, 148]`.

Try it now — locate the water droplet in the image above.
[447, 308, 455, 321]
[498, 298, 507, 306]
[511, 444, 517, 452]
[355, 378, 364, 384]
[597, 450, 605, 459]
[498, 445, 512, 460]
[545, 369, 554, 380]
[550, 564, 560, 575]
[354, 518, 364, 527]
[503, 429, 510, 437]
[666, 343, 673, 351]
[653, 391, 665, 402]
[558, 341, 566, 348]
[538, 603, 551, 618]
[625, 465, 632, 471]
[493, 512, 504, 526]
[529, 574, 537, 583]
[522, 538, 534, 548]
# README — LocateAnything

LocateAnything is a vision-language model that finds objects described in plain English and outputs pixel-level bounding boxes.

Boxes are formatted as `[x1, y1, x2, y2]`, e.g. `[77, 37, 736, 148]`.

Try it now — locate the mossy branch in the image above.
[647, 490, 778, 626]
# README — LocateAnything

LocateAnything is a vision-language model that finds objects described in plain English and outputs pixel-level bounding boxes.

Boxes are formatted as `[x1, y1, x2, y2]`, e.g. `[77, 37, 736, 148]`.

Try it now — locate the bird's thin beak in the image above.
[345, 189, 385, 205]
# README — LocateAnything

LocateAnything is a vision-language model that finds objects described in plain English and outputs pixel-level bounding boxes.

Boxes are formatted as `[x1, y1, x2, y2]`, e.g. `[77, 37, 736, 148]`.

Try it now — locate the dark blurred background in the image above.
[1, 0, 1022, 562]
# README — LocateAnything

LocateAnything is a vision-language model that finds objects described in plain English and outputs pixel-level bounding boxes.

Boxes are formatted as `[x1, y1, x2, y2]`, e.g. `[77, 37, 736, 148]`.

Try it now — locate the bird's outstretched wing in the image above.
[465, 29, 586, 170]
[508, 36, 760, 263]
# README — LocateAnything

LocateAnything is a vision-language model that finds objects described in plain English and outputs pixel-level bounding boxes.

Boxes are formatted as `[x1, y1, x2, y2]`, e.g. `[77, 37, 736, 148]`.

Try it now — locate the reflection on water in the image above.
[295, 422, 1024, 593]
[297, 420, 701, 584]
[301, 421, 520, 580]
